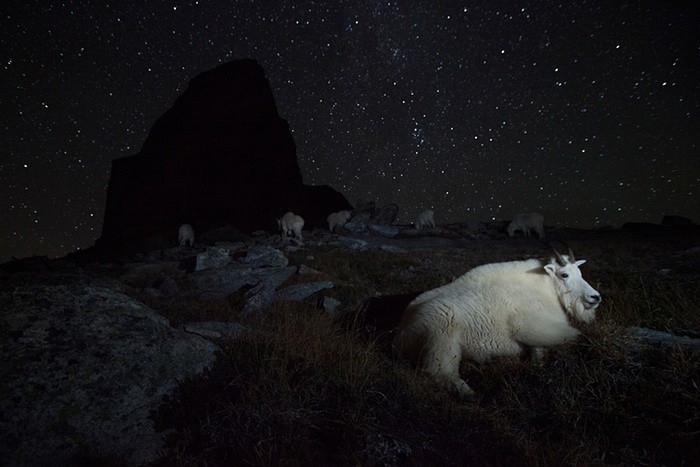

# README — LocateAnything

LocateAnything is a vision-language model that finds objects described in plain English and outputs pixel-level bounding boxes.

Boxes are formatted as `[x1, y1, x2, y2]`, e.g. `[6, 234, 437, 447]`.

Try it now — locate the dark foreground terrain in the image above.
[2, 222, 698, 465]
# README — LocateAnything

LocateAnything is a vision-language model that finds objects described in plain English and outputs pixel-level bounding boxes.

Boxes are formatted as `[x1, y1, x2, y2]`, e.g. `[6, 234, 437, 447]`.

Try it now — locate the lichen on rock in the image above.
[0, 283, 218, 466]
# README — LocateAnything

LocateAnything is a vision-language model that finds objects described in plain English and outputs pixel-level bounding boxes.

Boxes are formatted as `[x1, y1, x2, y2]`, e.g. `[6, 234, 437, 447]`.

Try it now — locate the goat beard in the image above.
[567, 300, 598, 325]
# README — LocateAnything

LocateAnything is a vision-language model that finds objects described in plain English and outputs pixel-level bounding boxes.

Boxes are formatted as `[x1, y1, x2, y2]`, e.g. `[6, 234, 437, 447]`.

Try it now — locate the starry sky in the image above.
[2, 1, 698, 262]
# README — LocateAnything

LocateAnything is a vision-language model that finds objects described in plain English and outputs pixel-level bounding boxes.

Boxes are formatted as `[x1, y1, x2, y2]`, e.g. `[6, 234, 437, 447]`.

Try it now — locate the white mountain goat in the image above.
[393, 249, 601, 400]
[415, 209, 435, 230]
[327, 210, 352, 232]
[507, 212, 545, 239]
[178, 224, 195, 247]
[277, 211, 304, 242]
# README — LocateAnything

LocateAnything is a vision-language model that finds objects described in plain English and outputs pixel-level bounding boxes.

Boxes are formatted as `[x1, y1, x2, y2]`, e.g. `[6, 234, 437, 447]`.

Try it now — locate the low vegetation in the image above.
[151, 234, 699, 466]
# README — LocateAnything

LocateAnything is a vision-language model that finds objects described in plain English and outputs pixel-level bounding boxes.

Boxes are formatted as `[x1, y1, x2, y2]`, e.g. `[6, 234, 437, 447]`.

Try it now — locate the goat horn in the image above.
[556, 240, 575, 263]
[552, 248, 567, 266]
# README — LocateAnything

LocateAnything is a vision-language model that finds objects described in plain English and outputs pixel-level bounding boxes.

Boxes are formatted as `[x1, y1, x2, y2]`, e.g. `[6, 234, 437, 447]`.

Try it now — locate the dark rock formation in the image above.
[661, 215, 693, 228]
[342, 202, 399, 233]
[352, 201, 399, 225]
[373, 203, 400, 225]
[97, 59, 351, 256]
[621, 222, 663, 234]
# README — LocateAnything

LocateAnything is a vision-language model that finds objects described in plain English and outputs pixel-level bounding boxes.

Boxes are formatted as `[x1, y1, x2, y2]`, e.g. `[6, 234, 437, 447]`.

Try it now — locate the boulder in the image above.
[625, 327, 700, 352]
[274, 280, 334, 301]
[321, 296, 342, 314]
[369, 224, 400, 238]
[195, 246, 232, 271]
[351, 202, 376, 221]
[242, 245, 289, 268]
[189, 265, 297, 301]
[298, 264, 322, 275]
[372, 203, 399, 225]
[240, 276, 284, 316]
[342, 220, 369, 233]
[158, 276, 180, 297]
[0, 283, 218, 466]
[182, 321, 254, 340]
[340, 203, 399, 234]
[96, 59, 352, 257]
[334, 237, 368, 250]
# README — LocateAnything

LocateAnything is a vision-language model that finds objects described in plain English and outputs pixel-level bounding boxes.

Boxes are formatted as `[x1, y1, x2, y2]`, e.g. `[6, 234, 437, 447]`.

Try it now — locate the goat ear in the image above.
[544, 264, 557, 276]
[574, 260, 586, 267]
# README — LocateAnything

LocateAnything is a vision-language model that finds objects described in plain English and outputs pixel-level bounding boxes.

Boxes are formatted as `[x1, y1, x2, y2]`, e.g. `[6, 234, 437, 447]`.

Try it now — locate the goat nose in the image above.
[590, 294, 601, 303]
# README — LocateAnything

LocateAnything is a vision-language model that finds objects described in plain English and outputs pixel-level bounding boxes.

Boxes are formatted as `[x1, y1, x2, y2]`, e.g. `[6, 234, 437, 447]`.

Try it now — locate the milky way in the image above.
[1, 1, 698, 261]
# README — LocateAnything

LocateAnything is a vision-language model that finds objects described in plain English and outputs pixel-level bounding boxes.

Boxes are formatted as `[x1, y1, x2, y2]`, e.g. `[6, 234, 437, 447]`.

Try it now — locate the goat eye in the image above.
[561, 273, 569, 279]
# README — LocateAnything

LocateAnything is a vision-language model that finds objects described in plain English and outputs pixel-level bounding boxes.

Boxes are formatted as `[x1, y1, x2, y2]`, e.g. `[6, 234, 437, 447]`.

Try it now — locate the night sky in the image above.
[2, 1, 698, 262]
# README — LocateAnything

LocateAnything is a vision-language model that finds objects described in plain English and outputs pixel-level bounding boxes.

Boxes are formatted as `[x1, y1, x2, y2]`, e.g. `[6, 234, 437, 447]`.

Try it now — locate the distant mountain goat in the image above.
[327, 210, 352, 232]
[277, 212, 304, 242]
[508, 212, 545, 239]
[393, 249, 601, 400]
[415, 209, 435, 230]
[178, 224, 195, 247]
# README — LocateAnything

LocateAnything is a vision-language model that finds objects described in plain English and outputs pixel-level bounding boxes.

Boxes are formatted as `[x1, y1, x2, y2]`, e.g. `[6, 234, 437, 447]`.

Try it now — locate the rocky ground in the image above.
[1, 218, 698, 465]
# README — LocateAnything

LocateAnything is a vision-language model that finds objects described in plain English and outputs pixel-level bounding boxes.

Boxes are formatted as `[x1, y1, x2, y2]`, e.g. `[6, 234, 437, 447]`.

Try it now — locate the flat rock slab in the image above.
[625, 326, 700, 352]
[0, 283, 218, 466]
[189, 265, 297, 300]
[182, 321, 253, 340]
[274, 280, 334, 301]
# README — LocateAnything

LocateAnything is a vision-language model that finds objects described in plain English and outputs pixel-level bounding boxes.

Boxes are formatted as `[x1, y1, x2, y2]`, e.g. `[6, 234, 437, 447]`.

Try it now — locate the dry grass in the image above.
[152, 235, 700, 466]
[154, 302, 526, 466]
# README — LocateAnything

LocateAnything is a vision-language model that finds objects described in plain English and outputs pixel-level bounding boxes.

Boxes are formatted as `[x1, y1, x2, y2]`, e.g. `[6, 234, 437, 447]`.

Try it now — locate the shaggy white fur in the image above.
[327, 210, 351, 232]
[507, 212, 545, 239]
[415, 209, 435, 230]
[277, 212, 305, 242]
[178, 224, 195, 247]
[393, 254, 601, 399]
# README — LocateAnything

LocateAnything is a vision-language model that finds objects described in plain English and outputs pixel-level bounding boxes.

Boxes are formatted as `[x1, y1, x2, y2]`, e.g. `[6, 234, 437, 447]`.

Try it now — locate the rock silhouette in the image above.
[97, 59, 351, 256]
